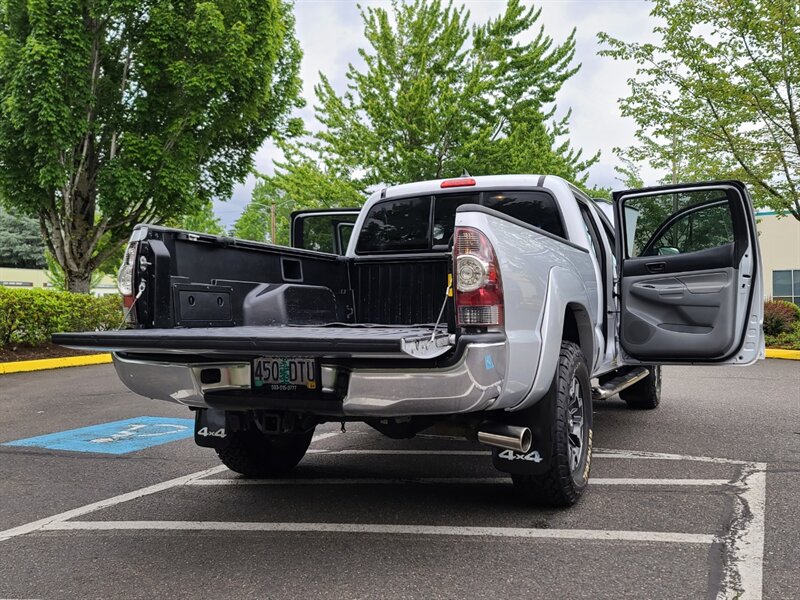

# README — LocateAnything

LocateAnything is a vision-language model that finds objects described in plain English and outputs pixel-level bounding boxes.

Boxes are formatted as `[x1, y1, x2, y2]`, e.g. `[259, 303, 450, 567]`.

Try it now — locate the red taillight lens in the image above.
[453, 227, 503, 327]
[441, 177, 476, 188]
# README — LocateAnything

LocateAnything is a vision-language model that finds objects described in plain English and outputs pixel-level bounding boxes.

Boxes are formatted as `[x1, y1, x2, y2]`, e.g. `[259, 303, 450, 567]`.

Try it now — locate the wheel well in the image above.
[563, 303, 594, 365]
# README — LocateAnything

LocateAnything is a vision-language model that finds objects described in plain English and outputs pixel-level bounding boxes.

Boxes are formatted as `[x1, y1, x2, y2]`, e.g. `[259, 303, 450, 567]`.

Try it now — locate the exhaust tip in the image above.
[477, 424, 532, 454]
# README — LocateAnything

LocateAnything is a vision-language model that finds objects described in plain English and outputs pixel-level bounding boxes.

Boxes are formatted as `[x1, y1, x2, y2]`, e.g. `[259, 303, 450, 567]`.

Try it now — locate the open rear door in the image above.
[291, 209, 359, 254]
[613, 181, 763, 365]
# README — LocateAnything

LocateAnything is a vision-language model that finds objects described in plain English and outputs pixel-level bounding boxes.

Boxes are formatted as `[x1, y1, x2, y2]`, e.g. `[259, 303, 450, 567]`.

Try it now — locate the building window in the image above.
[773, 270, 800, 305]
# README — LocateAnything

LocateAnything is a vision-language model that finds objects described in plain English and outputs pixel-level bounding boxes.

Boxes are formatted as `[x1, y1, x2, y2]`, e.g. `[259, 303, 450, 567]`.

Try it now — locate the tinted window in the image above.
[356, 196, 431, 253]
[356, 188, 567, 253]
[433, 193, 480, 246]
[623, 190, 733, 258]
[298, 213, 359, 254]
[483, 191, 565, 238]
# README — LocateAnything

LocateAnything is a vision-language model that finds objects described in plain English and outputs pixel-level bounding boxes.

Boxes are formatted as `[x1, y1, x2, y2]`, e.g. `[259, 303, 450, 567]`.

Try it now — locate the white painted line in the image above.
[187, 477, 509, 486]
[306, 449, 492, 455]
[595, 448, 748, 465]
[0, 430, 340, 544]
[718, 463, 767, 600]
[43, 520, 717, 545]
[0, 465, 228, 543]
[188, 476, 731, 487]
[310, 431, 341, 444]
[306, 447, 747, 465]
[594, 478, 732, 486]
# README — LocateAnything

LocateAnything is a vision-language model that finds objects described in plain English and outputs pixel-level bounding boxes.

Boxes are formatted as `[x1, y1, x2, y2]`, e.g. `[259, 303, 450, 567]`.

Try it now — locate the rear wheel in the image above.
[620, 366, 661, 410]
[512, 341, 593, 507]
[216, 428, 314, 477]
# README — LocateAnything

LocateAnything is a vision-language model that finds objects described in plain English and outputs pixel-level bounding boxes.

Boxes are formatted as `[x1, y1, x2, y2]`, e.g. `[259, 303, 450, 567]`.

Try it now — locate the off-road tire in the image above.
[619, 366, 661, 410]
[216, 429, 314, 477]
[512, 341, 593, 507]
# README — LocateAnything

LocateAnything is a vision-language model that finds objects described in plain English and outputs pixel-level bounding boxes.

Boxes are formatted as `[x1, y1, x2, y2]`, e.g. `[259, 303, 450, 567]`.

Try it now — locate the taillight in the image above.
[118, 239, 139, 324]
[454, 227, 503, 327]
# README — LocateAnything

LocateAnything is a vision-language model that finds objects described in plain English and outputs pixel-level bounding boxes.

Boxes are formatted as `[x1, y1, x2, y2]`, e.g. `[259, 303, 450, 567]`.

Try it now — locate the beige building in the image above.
[757, 210, 800, 305]
[0, 267, 117, 296]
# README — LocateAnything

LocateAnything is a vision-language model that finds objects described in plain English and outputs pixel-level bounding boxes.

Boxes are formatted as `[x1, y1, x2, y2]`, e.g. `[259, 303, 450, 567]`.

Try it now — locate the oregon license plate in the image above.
[252, 357, 318, 392]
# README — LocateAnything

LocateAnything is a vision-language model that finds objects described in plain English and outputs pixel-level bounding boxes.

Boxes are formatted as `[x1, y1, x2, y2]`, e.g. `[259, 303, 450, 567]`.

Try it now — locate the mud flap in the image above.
[491, 395, 555, 476]
[194, 408, 230, 449]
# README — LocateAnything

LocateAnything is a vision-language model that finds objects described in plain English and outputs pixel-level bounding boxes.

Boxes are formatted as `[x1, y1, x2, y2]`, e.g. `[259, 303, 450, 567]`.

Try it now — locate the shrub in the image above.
[763, 300, 800, 337]
[765, 320, 800, 350]
[0, 287, 122, 347]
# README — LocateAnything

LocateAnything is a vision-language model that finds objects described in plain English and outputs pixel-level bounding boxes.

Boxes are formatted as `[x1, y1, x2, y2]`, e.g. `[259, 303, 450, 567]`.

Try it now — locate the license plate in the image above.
[252, 357, 318, 392]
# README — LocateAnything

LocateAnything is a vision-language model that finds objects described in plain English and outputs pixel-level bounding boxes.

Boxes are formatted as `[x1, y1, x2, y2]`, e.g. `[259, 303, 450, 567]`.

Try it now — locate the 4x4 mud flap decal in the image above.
[194, 408, 230, 449]
[492, 396, 555, 475]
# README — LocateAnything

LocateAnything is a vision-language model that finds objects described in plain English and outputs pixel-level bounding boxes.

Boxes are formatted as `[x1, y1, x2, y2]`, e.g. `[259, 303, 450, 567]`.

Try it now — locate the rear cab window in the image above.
[356, 189, 565, 253]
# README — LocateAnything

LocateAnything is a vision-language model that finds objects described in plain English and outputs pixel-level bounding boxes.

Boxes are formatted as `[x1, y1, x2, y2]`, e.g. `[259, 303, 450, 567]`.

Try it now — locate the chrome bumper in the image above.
[111, 341, 507, 417]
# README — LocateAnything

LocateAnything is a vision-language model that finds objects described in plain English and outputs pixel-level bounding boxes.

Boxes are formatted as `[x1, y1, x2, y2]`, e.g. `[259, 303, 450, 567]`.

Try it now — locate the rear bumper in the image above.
[111, 341, 507, 417]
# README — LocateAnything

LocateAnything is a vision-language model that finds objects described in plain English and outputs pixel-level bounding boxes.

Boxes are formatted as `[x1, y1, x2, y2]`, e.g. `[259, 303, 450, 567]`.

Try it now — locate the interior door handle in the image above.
[646, 262, 666, 274]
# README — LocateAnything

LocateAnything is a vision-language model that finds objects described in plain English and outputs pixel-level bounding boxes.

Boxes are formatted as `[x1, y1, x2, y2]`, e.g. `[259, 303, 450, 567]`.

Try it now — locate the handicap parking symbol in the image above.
[2, 416, 195, 455]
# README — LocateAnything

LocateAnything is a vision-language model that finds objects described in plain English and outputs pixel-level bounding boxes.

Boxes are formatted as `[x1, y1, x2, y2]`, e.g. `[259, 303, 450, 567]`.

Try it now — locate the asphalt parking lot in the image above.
[0, 360, 797, 599]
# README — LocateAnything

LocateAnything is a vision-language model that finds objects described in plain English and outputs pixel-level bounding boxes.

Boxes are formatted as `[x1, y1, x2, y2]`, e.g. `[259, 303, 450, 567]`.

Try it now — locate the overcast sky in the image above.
[214, 0, 660, 226]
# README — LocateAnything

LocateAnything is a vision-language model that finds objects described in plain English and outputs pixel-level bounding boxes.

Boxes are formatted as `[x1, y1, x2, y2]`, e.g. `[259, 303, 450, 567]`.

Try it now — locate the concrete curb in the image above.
[0, 353, 112, 375]
[764, 348, 800, 361]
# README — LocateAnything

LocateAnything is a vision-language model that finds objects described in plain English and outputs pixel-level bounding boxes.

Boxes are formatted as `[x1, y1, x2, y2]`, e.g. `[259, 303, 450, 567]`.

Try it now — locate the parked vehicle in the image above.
[55, 175, 764, 506]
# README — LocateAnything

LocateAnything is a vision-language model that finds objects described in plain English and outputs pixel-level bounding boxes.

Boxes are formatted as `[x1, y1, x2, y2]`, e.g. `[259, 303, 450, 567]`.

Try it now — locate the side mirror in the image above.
[657, 246, 680, 256]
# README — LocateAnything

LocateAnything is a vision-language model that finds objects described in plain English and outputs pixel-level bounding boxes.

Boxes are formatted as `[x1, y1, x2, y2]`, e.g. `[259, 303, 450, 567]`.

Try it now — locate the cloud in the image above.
[218, 0, 660, 226]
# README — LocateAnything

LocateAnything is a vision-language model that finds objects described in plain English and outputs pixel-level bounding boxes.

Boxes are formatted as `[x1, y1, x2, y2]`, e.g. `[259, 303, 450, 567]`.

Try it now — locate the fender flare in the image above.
[509, 266, 593, 411]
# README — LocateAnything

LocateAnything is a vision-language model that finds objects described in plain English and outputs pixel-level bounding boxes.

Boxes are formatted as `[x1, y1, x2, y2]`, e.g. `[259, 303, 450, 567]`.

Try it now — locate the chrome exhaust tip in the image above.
[477, 424, 532, 453]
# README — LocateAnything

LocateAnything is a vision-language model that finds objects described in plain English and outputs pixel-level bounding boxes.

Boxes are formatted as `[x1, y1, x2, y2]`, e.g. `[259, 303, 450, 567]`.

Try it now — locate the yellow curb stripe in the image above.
[0, 353, 112, 374]
[765, 348, 800, 361]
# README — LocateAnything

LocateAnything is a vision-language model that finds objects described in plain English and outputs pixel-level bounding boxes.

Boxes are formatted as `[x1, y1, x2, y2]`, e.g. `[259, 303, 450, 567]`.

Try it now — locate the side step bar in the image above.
[592, 367, 650, 401]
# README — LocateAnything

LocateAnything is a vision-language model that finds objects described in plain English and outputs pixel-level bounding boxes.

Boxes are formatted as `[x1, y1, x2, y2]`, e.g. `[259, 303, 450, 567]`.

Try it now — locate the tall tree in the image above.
[254, 0, 596, 212]
[231, 199, 272, 242]
[0, 0, 303, 291]
[168, 200, 225, 236]
[0, 206, 45, 268]
[600, 0, 799, 219]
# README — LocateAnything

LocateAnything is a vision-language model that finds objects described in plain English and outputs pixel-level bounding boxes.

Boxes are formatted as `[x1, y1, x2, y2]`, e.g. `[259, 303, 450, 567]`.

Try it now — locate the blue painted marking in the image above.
[485, 355, 495, 370]
[2, 416, 194, 455]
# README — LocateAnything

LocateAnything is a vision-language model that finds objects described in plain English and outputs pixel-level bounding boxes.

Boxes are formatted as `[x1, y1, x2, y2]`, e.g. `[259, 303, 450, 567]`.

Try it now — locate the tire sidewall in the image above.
[562, 348, 593, 490]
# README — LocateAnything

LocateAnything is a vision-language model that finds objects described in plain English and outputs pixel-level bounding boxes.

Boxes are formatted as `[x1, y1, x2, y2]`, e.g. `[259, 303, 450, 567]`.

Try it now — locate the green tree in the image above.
[0, 206, 45, 268]
[168, 201, 225, 236]
[257, 0, 596, 211]
[0, 0, 303, 292]
[231, 200, 271, 242]
[600, 0, 800, 219]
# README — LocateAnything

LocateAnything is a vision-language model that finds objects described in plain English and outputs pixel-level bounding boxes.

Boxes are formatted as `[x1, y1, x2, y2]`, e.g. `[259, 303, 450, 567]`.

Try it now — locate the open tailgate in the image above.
[53, 325, 454, 359]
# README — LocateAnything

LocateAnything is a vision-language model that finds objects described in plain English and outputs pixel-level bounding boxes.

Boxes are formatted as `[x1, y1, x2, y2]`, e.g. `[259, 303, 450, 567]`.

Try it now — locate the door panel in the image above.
[621, 267, 737, 358]
[613, 181, 763, 365]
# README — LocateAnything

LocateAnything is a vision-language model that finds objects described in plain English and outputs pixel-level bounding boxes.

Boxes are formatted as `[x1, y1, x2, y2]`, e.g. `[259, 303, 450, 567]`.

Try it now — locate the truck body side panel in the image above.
[454, 209, 598, 411]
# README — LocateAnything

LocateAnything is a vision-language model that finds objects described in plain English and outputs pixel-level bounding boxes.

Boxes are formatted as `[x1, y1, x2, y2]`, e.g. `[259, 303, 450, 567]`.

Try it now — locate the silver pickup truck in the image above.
[56, 175, 764, 506]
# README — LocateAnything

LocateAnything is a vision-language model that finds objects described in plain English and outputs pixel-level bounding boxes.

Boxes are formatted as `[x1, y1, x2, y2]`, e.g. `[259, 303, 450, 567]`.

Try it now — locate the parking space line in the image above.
[0, 465, 228, 543]
[718, 463, 767, 600]
[41, 520, 718, 545]
[307, 448, 749, 465]
[0, 430, 340, 544]
[307, 449, 491, 455]
[187, 477, 732, 487]
[594, 448, 749, 465]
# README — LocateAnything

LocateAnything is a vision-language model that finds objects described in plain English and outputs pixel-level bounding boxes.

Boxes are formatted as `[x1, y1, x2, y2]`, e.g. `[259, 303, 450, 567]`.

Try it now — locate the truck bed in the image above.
[53, 325, 453, 358]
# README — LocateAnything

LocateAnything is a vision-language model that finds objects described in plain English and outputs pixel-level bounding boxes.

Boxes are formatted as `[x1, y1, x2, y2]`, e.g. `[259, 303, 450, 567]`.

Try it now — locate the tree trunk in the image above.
[65, 269, 92, 294]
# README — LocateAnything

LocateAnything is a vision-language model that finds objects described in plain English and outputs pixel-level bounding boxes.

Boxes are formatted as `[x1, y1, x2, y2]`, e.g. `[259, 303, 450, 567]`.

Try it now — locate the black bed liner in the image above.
[52, 325, 451, 357]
